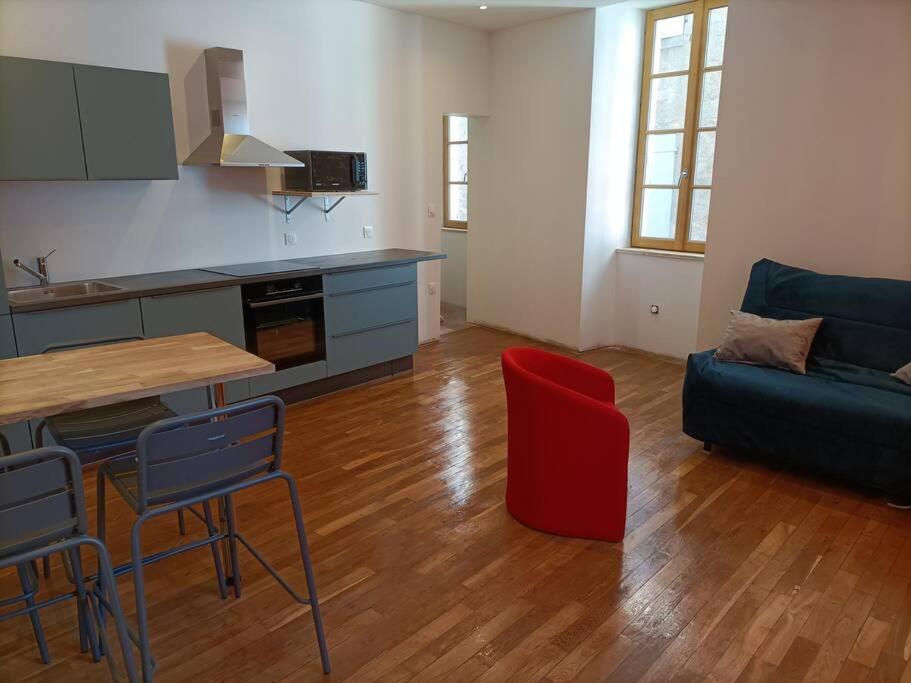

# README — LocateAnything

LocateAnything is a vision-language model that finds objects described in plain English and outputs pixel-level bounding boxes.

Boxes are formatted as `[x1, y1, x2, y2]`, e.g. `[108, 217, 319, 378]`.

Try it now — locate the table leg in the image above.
[209, 383, 240, 592]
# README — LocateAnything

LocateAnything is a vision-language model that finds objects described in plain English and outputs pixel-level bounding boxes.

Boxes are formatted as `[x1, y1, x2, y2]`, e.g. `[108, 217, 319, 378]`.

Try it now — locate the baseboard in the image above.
[272, 355, 414, 405]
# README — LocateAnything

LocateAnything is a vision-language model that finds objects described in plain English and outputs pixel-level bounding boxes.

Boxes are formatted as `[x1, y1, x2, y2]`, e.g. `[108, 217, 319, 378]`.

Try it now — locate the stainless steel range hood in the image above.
[183, 48, 303, 167]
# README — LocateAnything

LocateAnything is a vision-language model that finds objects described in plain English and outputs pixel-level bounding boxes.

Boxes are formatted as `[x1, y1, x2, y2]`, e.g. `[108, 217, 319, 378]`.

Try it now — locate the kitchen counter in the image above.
[8, 248, 445, 312]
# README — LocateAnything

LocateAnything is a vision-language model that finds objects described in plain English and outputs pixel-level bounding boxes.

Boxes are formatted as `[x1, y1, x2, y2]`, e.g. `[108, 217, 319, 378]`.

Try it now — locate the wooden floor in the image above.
[3, 326, 911, 682]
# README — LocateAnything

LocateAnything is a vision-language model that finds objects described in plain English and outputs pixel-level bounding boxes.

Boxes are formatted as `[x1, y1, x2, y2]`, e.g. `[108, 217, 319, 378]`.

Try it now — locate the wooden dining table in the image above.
[0, 331, 275, 585]
[0, 332, 274, 425]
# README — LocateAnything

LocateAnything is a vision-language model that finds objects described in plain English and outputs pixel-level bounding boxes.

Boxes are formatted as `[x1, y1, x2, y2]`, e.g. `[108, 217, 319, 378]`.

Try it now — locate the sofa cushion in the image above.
[740, 260, 911, 373]
[686, 350, 911, 451]
[715, 310, 822, 374]
[893, 361, 911, 386]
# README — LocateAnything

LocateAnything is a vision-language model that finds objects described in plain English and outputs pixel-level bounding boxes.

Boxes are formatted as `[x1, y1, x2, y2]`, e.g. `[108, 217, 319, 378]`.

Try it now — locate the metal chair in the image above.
[98, 396, 330, 681]
[33, 336, 184, 578]
[0, 446, 137, 681]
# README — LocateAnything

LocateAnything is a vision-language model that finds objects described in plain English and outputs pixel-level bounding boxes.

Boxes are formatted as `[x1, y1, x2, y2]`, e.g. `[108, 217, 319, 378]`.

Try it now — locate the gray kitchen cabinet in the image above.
[74, 64, 178, 180]
[0, 314, 32, 452]
[324, 264, 419, 377]
[15, 299, 145, 447]
[13, 299, 143, 356]
[0, 248, 9, 316]
[0, 56, 87, 180]
[140, 287, 250, 412]
[326, 320, 418, 377]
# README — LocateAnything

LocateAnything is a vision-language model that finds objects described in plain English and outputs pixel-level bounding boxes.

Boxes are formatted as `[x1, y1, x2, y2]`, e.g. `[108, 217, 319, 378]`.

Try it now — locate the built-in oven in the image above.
[242, 276, 325, 370]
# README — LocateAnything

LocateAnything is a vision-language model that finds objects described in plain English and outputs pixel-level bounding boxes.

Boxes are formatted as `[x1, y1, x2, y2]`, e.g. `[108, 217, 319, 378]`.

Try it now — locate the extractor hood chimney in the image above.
[183, 48, 303, 167]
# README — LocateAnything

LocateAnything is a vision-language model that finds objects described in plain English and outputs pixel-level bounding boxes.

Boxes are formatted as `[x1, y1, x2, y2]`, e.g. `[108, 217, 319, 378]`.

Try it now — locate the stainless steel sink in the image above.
[8, 281, 124, 304]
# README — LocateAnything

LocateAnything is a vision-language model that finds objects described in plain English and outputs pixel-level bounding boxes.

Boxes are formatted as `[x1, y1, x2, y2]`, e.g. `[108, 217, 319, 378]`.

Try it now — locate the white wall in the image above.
[468, 10, 596, 349]
[0, 0, 489, 343]
[614, 251, 703, 357]
[580, 4, 645, 350]
[698, 0, 911, 347]
[440, 229, 467, 307]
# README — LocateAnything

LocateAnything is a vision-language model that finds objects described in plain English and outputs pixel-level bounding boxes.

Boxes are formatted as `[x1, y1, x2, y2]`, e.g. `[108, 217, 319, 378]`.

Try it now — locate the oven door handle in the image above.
[247, 292, 324, 308]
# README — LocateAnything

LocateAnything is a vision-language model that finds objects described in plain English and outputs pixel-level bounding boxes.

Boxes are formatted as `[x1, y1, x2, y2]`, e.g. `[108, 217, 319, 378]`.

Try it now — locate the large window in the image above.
[444, 114, 469, 229]
[631, 1, 728, 252]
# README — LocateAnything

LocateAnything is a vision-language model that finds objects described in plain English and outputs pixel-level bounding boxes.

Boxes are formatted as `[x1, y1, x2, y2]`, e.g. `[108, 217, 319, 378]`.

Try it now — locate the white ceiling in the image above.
[361, 1, 618, 32]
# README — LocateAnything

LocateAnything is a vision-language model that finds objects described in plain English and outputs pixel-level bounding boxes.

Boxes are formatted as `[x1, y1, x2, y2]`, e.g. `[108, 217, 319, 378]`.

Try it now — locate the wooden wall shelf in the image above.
[272, 190, 379, 223]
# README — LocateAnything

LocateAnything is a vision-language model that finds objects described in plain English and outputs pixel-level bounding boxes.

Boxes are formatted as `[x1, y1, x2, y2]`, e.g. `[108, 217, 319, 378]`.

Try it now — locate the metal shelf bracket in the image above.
[281, 195, 347, 223]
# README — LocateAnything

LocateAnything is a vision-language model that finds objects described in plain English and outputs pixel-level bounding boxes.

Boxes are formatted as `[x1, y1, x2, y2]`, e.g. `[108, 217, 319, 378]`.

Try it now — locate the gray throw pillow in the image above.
[893, 362, 911, 385]
[715, 310, 823, 374]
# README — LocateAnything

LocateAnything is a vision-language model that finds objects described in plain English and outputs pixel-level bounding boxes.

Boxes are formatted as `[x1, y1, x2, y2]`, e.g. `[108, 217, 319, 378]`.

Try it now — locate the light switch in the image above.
[363, 225, 375, 239]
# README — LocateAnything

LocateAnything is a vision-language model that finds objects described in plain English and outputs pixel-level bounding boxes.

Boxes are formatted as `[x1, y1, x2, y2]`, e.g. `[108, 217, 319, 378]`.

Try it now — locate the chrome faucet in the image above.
[13, 249, 55, 287]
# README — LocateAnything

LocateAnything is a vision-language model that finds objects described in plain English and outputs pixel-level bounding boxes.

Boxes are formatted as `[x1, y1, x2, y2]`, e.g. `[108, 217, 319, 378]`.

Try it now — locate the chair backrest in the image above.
[42, 335, 145, 354]
[0, 447, 86, 559]
[740, 259, 911, 372]
[134, 396, 285, 509]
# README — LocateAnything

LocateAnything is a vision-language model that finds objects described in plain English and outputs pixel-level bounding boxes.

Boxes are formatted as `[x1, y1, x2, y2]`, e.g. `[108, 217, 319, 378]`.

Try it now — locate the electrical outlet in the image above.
[428, 282, 438, 296]
[284, 231, 298, 246]
[362, 225, 375, 239]
[427, 204, 436, 218]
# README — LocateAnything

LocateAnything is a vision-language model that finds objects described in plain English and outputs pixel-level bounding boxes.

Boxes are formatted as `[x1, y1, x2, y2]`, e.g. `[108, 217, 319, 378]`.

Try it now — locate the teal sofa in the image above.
[683, 259, 911, 498]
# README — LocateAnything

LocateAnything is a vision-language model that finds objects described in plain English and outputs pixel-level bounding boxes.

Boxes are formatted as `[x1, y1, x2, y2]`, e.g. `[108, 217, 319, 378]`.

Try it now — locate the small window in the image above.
[631, 0, 728, 252]
[444, 114, 469, 229]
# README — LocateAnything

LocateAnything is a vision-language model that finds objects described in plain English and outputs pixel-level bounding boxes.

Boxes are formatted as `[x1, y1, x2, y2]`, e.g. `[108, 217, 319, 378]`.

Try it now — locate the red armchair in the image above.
[500, 347, 630, 542]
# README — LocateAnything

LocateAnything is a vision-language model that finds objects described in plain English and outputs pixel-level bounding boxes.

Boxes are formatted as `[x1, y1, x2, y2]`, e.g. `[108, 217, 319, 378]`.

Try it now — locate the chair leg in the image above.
[177, 508, 187, 536]
[35, 423, 53, 581]
[68, 547, 102, 662]
[202, 500, 228, 600]
[90, 539, 139, 683]
[96, 469, 107, 544]
[223, 495, 242, 599]
[281, 473, 331, 675]
[130, 517, 155, 682]
[17, 563, 50, 665]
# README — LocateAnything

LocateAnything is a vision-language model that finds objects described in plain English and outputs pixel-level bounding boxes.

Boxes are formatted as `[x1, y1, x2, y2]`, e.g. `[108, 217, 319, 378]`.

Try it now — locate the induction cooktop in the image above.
[200, 261, 309, 277]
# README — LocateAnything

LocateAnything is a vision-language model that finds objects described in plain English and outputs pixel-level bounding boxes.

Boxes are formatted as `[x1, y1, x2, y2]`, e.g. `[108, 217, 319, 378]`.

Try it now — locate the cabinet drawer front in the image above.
[325, 282, 417, 337]
[14, 299, 143, 357]
[141, 286, 249, 408]
[324, 264, 416, 295]
[249, 361, 327, 396]
[327, 320, 417, 377]
[140, 287, 245, 348]
[0, 315, 16, 359]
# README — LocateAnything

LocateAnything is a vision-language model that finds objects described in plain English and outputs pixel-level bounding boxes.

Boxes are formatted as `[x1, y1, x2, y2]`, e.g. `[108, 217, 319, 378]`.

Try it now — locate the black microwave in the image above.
[282, 151, 367, 192]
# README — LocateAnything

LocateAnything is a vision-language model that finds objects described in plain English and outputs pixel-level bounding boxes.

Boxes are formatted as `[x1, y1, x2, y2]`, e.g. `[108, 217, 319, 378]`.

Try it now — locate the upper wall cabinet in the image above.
[0, 56, 88, 180]
[74, 65, 178, 180]
[0, 56, 178, 181]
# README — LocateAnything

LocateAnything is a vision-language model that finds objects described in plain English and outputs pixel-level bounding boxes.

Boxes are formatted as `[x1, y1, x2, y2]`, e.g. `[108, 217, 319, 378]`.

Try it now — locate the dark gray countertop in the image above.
[9, 248, 445, 313]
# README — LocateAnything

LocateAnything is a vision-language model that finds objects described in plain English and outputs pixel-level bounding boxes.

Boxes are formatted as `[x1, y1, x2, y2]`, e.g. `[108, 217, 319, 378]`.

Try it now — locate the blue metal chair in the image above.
[0, 447, 137, 681]
[97, 396, 330, 681]
[34, 336, 185, 579]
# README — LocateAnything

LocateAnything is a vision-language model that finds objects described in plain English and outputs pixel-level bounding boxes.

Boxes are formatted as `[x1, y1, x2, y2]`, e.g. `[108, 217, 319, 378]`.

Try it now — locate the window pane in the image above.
[448, 115, 468, 143]
[704, 7, 728, 68]
[448, 184, 468, 222]
[448, 143, 468, 183]
[648, 75, 688, 130]
[652, 14, 694, 75]
[699, 70, 722, 127]
[644, 133, 683, 185]
[641, 188, 679, 239]
[688, 188, 711, 242]
[693, 131, 716, 185]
